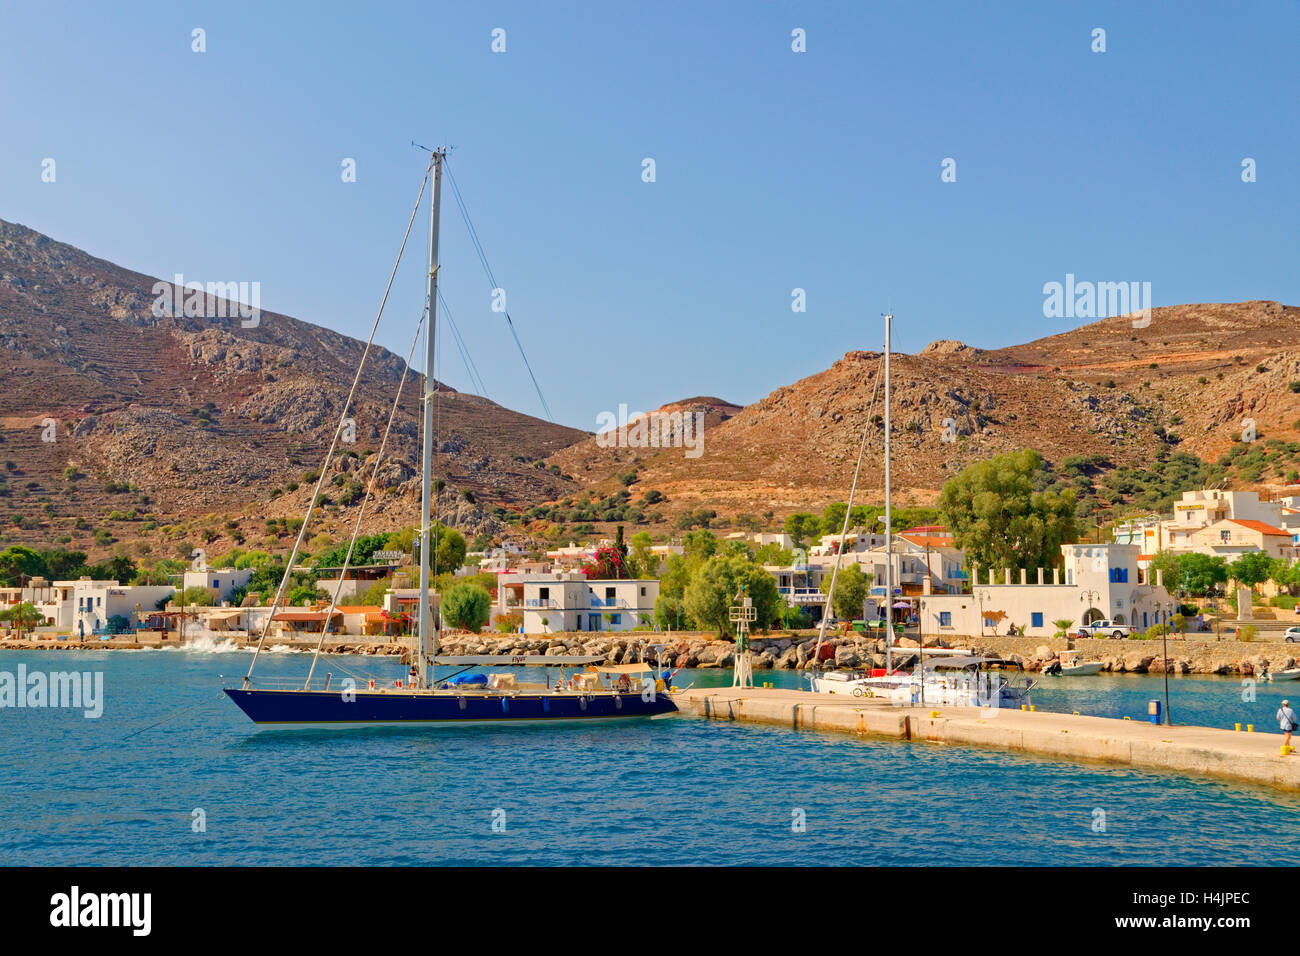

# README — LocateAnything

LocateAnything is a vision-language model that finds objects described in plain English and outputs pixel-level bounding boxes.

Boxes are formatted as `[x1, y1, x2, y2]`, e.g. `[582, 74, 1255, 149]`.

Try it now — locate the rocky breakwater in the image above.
[964, 635, 1300, 677]
[430, 631, 909, 670]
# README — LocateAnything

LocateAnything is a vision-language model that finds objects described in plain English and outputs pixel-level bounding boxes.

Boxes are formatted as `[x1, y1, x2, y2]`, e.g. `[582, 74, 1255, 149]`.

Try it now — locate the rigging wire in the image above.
[442, 157, 555, 421]
[243, 155, 435, 685]
[438, 287, 491, 400]
[812, 351, 887, 670]
[303, 302, 429, 689]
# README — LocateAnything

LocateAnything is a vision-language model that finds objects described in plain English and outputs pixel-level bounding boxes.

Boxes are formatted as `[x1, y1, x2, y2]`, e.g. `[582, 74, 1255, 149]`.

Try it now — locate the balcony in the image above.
[778, 587, 826, 605]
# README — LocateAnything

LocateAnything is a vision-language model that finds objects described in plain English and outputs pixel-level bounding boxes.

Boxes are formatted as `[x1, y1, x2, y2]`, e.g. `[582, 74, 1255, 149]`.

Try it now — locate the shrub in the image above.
[494, 611, 523, 634]
[442, 581, 491, 632]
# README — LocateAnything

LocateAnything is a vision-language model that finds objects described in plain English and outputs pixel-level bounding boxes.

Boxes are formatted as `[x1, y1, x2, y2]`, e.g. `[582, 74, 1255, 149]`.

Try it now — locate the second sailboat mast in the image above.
[417, 150, 445, 690]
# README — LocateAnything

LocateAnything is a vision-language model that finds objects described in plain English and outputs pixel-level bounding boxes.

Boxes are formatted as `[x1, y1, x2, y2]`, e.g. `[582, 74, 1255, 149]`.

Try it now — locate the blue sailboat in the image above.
[224, 148, 676, 729]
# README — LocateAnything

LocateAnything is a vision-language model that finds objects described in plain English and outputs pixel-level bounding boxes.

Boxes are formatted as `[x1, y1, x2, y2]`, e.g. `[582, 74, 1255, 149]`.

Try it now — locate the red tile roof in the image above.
[1228, 519, 1291, 536]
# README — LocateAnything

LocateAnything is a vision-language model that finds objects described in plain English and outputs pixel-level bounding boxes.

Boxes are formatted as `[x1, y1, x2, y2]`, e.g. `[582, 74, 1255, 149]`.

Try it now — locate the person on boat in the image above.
[408, 664, 418, 688]
[1278, 700, 1297, 748]
[616, 673, 631, 693]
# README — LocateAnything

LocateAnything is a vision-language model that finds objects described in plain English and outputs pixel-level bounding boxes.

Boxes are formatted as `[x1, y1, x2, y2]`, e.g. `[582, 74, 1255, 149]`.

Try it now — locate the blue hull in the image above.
[224, 687, 677, 728]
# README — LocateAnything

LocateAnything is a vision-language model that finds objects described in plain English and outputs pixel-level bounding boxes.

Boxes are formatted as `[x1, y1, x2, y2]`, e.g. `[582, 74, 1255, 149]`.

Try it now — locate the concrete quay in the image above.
[671, 686, 1300, 792]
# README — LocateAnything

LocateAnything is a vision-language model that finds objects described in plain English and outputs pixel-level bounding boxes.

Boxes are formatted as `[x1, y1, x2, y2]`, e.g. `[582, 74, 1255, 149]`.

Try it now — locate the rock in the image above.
[834, 646, 859, 668]
[1035, 645, 1054, 659]
[1123, 654, 1155, 673]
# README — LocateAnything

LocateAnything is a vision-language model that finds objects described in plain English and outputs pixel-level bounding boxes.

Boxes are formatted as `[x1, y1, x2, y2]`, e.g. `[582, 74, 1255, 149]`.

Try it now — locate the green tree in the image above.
[85, 553, 138, 584]
[311, 533, 392, 569]
[40, 549, 87, 580]
[783, 513, 822, 549]
[819, 562, 870, 621]
[938, 449, 1077, 572]
[179, 585, 215, 607]
[1268, 557, 1298, 596]
[821, 502, 849, 536]
[429, 522, 468, 573]
[682, 554, 780, 638]
[1172, 552, 1229, 596]
[628, 531, 654, 578]
[0, 601, 44, 638]
[0, 546, 49, 586]
[441, 580, 491, 631]
[682, 529, 718, 562]
[1229, 550, 1274, 589]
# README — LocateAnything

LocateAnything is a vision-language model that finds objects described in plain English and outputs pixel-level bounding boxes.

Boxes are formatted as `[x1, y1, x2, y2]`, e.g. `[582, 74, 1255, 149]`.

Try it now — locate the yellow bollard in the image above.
[1030, 705, 1037, 712]
[1235, 722, 1242, 732]
[1020, 704, 1027, 711]
[1283, 745, 1294, 756]
[930, 710, 940, 718]
[1248, 724, 1254, 733]
[1123, 716, 1131, 720]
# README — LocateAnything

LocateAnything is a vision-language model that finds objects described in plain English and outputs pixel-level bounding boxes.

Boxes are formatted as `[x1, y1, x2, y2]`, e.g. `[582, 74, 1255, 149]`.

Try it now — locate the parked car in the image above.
[1076, 619, 1136, 639]
[1285, 627, 1300, 644]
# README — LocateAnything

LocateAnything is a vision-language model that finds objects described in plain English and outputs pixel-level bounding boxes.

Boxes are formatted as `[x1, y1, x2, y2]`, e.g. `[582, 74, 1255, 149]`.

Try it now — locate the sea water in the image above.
[1, 649, 1296, 866]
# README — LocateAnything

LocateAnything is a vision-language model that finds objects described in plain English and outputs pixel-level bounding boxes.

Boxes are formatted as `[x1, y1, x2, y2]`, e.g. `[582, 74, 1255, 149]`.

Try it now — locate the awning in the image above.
[272, 610, 342, 622]
[586, 663, 652, 675]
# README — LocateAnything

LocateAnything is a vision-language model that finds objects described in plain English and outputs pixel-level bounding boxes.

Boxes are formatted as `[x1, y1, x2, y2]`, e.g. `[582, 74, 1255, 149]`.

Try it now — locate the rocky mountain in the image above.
[548, 301, 1300, 525]
[0, 218, 588, 556]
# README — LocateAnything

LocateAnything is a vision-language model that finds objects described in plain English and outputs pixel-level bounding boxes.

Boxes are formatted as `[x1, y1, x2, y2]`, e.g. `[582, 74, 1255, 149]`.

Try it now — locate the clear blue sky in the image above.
[2, 1, 1296, 430]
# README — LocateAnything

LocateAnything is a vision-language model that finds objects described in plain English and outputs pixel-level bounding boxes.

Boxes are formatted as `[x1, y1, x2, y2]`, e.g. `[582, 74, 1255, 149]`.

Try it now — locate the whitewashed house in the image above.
[919, 543, 1174, 640]
[182, 568, 253, 603]
[520, 573, 658, 634]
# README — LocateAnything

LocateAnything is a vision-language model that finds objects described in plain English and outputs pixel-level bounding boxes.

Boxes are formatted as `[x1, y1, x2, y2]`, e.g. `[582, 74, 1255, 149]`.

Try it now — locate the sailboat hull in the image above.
[224, 687, 677, 729]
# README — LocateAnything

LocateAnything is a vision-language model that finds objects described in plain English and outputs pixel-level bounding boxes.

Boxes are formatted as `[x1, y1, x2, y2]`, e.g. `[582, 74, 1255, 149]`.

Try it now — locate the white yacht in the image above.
[812, 656, 1035, 708]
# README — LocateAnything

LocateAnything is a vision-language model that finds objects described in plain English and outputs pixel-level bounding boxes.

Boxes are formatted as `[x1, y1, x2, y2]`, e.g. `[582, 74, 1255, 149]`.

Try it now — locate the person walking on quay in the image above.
[1278, 699, 1297, 750]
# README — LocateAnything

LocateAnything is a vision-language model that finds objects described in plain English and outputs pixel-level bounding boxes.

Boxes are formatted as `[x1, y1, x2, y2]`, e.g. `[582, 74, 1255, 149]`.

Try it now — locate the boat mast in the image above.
[883, 311, 893, 676]
[416, 149, 445, 691]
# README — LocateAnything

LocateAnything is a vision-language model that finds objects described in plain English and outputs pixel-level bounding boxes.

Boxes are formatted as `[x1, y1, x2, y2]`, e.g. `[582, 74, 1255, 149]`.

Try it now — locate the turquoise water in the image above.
[2, 649, 1298, 866]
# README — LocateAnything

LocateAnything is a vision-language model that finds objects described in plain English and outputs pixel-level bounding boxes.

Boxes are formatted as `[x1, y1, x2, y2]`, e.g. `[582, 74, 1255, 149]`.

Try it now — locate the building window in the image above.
[640, 586, 646, 597]
[939, 611, 952, 627]
[538, 587, 549, 601]
[1031, 612, 1043, 628]
[610, 613, 621, 625]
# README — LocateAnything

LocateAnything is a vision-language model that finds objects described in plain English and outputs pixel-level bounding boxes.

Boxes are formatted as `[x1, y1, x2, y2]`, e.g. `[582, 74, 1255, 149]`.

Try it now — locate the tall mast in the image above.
[416, 149, 445, 690]
[884, 312, 893, 675]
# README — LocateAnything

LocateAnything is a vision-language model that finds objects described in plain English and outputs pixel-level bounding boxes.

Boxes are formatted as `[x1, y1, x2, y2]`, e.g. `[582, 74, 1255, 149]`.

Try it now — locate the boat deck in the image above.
[671, 686, 1300, 792]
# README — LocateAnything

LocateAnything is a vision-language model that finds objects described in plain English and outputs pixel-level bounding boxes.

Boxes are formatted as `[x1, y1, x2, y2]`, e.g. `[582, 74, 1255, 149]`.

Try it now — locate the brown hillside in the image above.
[548, 302, 1300, 523]
[0, 219, 587, 557]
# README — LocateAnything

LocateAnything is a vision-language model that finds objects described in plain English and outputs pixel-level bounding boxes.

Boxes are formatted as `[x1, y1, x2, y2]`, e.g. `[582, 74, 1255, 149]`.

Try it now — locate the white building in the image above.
[70, 581, 176, 636]
[1114, 489, 1290, 560]
[519, 573, 658, 634]
[920, 543, 1173, 640]
[182, 568, 253, 603]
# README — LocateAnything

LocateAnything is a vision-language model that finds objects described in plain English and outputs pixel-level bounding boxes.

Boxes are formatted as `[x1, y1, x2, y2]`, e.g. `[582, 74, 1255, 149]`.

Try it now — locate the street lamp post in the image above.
[1079, 589, 1101, 632]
